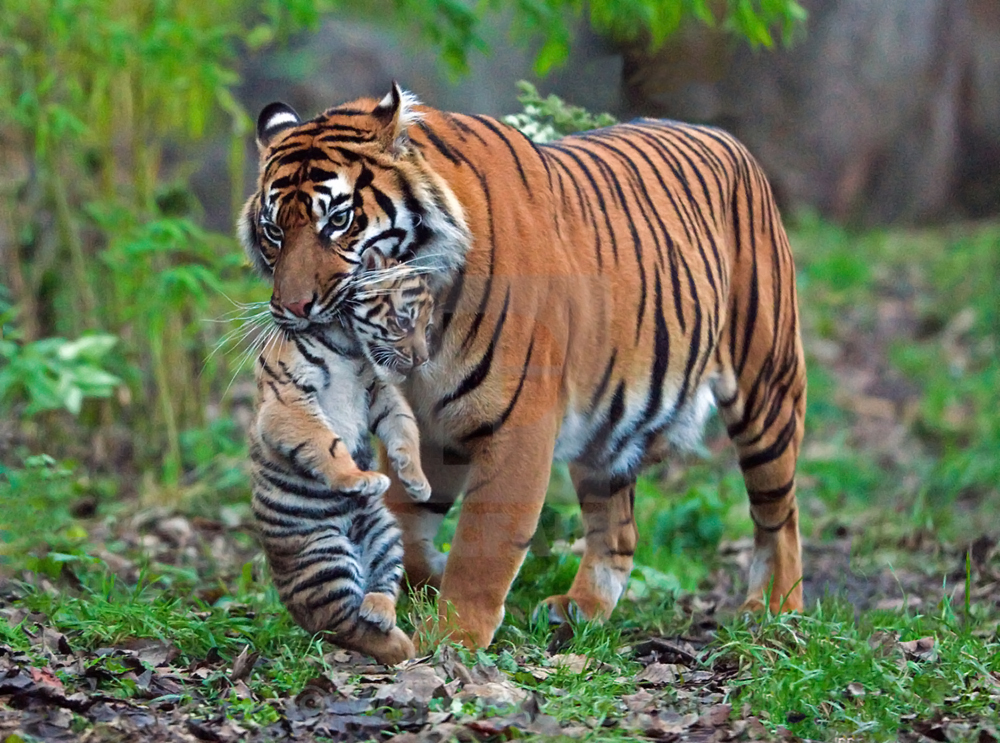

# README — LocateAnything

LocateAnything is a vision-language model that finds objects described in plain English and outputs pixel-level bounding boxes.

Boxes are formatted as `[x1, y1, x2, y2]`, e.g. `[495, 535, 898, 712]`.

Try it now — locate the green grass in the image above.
[3, 551, 998, 741]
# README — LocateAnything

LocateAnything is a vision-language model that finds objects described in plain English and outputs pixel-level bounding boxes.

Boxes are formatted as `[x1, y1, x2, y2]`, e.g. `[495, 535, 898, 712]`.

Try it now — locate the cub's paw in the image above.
[359, 592, 398, 633]
[331, 471, 390, 497]
[402, 474, 432, 502]
[373, 627, 415, 665]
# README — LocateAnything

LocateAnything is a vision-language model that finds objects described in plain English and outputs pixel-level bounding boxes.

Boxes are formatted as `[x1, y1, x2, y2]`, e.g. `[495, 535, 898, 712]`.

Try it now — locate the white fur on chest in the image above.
[292, 338, 372, 454]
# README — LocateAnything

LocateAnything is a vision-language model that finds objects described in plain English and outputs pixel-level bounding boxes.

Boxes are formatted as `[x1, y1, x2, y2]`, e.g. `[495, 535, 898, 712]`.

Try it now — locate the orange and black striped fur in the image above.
[249, 254, 434, 663]
[240, 84, 807, 650]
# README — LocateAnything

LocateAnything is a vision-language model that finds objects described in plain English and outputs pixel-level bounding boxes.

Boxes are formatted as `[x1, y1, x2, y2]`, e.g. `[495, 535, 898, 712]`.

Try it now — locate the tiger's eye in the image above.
[261, 221, 283, 244]
[329, 209, 352, 229]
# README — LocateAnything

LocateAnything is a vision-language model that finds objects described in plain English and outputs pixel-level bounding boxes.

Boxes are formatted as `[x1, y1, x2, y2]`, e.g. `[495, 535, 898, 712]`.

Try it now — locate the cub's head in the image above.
[238, 83, 469, 331]
[349, 249, 435, 382]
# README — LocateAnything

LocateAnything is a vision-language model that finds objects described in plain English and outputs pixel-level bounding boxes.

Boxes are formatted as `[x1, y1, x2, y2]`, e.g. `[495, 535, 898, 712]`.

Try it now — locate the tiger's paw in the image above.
[359, 592, 398, 633]
[392, 457, 432, 502]
[535, 594, 609, 625]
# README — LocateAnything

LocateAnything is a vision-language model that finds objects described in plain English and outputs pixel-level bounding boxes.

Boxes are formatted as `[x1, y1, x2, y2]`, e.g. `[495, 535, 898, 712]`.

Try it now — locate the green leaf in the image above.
[56, 334, 118, 362]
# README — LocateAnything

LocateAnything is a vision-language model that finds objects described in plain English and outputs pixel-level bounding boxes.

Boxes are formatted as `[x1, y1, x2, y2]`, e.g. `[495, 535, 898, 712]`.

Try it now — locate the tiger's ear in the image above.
[371, 82, 421, 156]
[256, 102, 301, 150]
[361, 247, 387, 272]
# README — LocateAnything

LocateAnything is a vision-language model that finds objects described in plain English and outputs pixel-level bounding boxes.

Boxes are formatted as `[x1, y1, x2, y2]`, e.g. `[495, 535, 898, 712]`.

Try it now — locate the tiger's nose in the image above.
[283, 298, 313, 318]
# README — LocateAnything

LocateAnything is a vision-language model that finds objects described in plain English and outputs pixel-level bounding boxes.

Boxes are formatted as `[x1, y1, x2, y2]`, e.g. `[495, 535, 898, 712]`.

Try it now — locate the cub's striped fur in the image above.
[249, 254, 434, 663]
[240, 84, 807, 650]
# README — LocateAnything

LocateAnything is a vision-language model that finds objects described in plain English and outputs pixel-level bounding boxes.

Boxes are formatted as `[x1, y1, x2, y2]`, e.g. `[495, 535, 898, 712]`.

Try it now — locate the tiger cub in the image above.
[249, 252, 434, 664]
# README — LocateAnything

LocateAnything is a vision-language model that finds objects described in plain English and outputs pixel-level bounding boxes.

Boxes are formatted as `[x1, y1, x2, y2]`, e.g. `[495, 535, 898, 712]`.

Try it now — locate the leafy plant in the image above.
[0, 323, 120, 416]
[502, 80, 617, 142]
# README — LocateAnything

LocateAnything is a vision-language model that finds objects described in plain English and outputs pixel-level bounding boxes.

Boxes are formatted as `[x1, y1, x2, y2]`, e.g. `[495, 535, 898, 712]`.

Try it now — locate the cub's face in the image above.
[238, 85, 440, 332]
[350, 252, 435, 382]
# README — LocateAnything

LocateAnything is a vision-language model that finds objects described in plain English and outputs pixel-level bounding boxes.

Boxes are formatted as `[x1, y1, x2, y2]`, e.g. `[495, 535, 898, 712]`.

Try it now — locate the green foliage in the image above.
[501, 0, 807, 74]
[793, 216, 1000, 533]
[0, 327, 120, 416]
[715, 601, 1000, 740]
[0, 455, 112, 569]
[502, 81, 617, 142]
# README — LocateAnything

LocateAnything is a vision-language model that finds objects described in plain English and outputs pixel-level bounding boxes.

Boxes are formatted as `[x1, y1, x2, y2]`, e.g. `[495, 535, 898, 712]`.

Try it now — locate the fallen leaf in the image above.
[636, 663, 678, 686]
[229, 645, 259, 682]
[549, 653, 590, 674]
[622, 689, 656, 712]
[698, 703, 732, 727]
[457, 681, 528, 707]
[625, 710, 699, 738]
[633, 638, 700, 665]
[899, 636, 937, 661]
[374, 665, 446, 705]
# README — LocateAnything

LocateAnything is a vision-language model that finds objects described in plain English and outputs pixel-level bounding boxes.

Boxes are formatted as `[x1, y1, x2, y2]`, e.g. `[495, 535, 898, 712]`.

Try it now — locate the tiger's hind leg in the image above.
[539, 466, 637, 623]
[716, 349, 807, 614]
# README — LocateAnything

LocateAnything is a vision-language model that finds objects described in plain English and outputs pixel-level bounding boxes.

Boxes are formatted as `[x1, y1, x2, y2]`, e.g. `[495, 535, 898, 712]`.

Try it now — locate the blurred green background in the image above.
[1, 0, 998, 600]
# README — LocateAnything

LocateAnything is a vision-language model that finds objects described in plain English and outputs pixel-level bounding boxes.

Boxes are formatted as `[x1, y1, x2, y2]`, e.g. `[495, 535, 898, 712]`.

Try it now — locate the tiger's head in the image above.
[238, 83, 470, 331]
[349, 249, 435, 383]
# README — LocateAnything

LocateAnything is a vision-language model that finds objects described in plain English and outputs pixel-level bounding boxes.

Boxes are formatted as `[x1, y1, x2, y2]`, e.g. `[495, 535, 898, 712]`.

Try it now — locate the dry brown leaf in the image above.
[747, 716, 770, 739]
[549, 653, 590, 674]
[229, 644, 259, 682]
[622, 689, 657, 712]
[626, 710, 699, 739]
[457, 681, 528, 707]
[636, 663, 678, 686]
[900, 636, 937, 661]
[698, 703, 732, 727]
[374, 665, 446, 705]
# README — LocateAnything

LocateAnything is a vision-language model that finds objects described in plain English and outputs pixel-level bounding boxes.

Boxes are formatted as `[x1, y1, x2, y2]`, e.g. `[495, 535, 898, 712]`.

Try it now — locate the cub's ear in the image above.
[256, 102, 301, 150]
[371, 81, 421, 156]
[361, 247, 387, 272]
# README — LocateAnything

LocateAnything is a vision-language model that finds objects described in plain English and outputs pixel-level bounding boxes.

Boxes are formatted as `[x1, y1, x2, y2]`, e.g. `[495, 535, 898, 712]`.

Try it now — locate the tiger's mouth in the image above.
[270, 290, 348, 332]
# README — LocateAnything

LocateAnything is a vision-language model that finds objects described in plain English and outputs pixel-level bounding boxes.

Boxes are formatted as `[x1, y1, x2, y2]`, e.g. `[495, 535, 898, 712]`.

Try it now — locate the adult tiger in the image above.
[239, 84, 807, 650]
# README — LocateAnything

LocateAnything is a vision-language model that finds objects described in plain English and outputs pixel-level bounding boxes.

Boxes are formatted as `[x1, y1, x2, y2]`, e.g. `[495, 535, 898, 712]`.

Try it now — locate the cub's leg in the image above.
[255, 395, 388, 496]
[539, 467, 637, 623]
[265, 524, 414, 665]
[384, 443, 470, 589]
[350, 494, 405, 632]
[265, 526, 366, 637]
[370, 380, 432, 501]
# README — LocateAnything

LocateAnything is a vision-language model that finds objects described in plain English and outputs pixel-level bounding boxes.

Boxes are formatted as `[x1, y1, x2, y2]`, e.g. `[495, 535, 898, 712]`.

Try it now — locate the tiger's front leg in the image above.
[422, 415, 558, 650]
